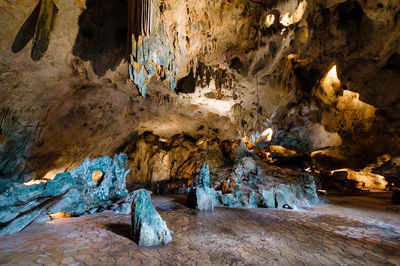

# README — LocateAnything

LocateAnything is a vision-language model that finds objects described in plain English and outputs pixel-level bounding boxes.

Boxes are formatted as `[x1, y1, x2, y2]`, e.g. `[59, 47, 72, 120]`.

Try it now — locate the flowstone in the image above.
[131, 189, 172, 246]
[0, 154, 130, 237]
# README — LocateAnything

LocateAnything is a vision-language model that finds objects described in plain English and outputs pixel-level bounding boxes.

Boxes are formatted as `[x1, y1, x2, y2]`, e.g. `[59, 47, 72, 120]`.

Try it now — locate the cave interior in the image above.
[0, 0, 400, 265]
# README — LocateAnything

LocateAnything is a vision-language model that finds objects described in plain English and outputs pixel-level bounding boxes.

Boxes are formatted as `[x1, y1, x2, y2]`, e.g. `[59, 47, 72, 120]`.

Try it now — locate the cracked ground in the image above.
[0, 193, 399, 265]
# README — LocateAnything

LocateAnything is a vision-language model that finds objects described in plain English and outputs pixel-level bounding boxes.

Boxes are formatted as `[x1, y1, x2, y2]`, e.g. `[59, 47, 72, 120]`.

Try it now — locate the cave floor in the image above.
[0, 193, 399, 266]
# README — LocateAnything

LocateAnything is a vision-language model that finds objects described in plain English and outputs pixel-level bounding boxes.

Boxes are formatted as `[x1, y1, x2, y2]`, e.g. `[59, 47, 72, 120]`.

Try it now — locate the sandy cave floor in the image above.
[0, 193, 399, 266]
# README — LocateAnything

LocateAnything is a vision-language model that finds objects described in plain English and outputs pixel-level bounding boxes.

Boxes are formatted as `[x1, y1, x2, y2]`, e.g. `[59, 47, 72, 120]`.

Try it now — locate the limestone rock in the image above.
[197, 162, 210, 187]
[131, 189, 172, 246]
[187, 162, 218, 210]
[188, 160, 320, 210]
[1, 0, 399, 196]
[113, 189, 152, 214]
[372, 156, 400, 188]
[123, 133, 224, 188]
[0, 154, 130, 237]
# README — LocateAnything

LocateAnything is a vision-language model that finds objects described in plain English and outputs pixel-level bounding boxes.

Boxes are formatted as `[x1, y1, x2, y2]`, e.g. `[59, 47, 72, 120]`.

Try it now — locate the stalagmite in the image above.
[131, 189, 172, 246]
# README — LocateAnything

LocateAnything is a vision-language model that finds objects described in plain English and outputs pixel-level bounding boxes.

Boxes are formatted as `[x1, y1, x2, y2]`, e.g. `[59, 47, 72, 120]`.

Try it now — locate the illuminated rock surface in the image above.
[0, 0, 399, 262]
[1, 0, 400, 184]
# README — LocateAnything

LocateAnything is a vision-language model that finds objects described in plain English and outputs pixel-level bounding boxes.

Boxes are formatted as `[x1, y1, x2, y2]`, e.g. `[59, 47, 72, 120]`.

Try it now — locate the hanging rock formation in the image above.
[31, 0, 58, 61]
[128, 0, 177, 97]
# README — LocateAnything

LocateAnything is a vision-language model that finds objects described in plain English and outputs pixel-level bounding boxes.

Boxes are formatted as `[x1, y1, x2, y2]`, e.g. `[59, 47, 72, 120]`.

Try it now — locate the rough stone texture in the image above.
[373, 156, 400, 188]
[0, 193, 399, 265]
[0, 154, 130, 237]
[188, 159, 320, 210]
[121, 132, 225, 188]
[187, 162, 219, 210]
[1, 0, 400, 185]
[128, 0, 177, 97]
[130, 189, 172, 246]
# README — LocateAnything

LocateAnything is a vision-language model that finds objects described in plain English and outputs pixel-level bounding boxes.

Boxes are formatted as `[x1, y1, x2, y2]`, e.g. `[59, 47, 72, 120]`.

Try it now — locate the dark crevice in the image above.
[11, 2, 40, 54]
[385, 54, 400, 71]
[176, 68, 197, 94]
[73, 0, 128, 76]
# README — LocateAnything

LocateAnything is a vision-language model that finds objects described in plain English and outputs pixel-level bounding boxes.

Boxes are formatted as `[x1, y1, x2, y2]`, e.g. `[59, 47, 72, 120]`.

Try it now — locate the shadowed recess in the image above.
[11, 2, 40, 54]
[105, 223, 132, 240]
[73, 0, 128, 76]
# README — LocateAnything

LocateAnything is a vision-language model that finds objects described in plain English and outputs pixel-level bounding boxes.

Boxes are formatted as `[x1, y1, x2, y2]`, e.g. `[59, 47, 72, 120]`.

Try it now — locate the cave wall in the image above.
[0, 0, 399, 183]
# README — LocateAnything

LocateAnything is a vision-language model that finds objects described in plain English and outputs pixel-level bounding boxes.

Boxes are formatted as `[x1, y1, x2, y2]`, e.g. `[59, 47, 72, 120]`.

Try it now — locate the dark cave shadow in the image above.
[105, 223, 132, 240]
[170, 194, 189, 207]
[11, 2, 40, 53]
[73, 0, 127, 76]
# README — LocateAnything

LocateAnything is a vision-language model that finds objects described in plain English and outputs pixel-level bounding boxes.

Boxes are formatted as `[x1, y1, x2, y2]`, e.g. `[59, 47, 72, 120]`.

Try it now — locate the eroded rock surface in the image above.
[187, 162, 218, 210]
[0, 154, 130, 236]
[130, 189, 172, 246]
[0, 0, 399, 193]
[188, 159, 320, 210]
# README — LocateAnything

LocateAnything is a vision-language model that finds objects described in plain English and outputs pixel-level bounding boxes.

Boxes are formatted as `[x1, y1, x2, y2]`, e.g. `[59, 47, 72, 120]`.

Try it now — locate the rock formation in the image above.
[0, 0, 399, 206]
[188, 159, 320, 210]
[187, 162, 219, 210]
[131, 189, 172, 246]
[0, 154, 130, 237]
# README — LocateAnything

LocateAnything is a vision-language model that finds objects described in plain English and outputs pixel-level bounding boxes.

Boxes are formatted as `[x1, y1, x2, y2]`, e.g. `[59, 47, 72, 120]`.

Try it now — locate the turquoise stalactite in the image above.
[128, 0, 177, 97]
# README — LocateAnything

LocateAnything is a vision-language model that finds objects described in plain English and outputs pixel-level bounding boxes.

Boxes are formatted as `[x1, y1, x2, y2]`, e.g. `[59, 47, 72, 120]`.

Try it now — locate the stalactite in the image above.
[128, 0, 154, 97]
[128, 0, 177, 97]
[128, 0, 153, 55]
[31, 0, 58, 61]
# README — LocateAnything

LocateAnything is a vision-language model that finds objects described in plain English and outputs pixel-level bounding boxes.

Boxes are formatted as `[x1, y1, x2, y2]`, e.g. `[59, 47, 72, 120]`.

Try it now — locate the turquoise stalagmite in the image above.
[131, 189, 172, 246]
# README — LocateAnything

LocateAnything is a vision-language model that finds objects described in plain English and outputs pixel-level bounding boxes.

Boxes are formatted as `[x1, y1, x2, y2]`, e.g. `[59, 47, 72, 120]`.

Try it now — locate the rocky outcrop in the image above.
[0, 154, 130, 237]
[372, 156, 400, 188]
[121, 132, 224, 189]
[188, 158, 320, 211]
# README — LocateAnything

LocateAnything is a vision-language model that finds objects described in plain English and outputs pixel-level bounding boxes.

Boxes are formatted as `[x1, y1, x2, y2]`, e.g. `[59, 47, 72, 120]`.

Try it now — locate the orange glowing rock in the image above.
[92, 170, 103, 181]
[48, 212, 71, 219]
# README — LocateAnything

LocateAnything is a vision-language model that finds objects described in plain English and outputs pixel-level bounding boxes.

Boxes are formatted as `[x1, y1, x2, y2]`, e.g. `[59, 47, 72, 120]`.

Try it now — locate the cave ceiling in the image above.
[0, 0, 399, 182]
